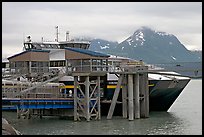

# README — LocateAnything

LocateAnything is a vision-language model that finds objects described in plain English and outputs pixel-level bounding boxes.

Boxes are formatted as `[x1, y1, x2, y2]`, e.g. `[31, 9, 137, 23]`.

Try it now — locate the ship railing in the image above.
[108, 65, 123, 72]
[108, 64, 148, 73]
[67, 64, 149, 73]
[20, 82, 66, 99]
[67, 64, 109, 73]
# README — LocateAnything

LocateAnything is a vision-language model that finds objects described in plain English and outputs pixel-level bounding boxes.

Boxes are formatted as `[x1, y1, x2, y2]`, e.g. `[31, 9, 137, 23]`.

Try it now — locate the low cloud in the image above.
[2, 2, 202, 57]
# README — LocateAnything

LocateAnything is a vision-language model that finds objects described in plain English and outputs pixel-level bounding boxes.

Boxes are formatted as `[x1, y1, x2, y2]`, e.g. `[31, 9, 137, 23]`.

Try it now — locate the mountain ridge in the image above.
[89, 27, 201, 64]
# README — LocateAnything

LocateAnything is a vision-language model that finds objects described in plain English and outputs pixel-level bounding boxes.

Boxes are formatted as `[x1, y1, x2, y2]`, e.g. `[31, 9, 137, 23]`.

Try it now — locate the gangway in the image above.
[17, 73, 66, 97]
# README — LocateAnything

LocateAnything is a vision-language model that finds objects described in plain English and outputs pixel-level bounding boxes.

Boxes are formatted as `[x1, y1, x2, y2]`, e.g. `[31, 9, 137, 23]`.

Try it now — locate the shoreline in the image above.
[2, 117, 22, 135]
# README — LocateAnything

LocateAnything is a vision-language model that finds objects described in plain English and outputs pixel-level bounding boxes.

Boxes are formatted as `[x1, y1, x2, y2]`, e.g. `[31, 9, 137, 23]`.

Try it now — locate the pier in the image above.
[2, 48, 153, 121]
[107, 65, 149, 120]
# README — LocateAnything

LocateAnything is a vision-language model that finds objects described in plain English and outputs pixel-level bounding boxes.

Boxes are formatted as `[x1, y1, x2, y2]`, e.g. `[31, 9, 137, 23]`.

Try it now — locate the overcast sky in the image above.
[2, 2, 202, 58]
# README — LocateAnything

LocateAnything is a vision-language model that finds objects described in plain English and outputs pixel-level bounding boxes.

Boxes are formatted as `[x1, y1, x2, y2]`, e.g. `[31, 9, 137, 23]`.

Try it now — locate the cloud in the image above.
[2, 2, 202, 57]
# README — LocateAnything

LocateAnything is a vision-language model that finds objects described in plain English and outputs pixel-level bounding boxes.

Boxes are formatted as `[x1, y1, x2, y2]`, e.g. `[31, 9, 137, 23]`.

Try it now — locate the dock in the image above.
[2, 47, 150, 121]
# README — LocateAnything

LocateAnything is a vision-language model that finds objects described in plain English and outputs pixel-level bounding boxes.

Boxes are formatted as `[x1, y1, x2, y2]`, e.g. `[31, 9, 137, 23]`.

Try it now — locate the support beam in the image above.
[107, 74, 124, 119]
[134, 73, 140, 119]
[128, 74, 134, 121]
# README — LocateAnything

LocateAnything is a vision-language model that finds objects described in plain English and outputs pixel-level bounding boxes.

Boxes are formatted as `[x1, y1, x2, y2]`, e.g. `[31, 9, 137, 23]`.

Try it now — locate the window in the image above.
[31, 61, 37, 67]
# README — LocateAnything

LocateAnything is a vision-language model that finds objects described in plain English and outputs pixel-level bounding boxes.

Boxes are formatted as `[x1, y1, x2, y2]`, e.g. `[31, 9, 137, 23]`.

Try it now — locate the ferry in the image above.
[2, 32, 191, 114]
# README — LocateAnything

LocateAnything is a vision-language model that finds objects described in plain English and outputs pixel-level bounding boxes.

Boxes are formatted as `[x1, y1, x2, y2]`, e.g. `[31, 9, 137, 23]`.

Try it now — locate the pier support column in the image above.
[73, 75, 101, 121]
[97, 76, 101, 120]
[139, 72, 149, 118]
[144, 72, 149, 118]
[134, 73, 140, 119]
[122, 75, 127, 118]
[85, 76, 90, 121]
[128, 74, 134, 121]
[74, 76, 78, 121]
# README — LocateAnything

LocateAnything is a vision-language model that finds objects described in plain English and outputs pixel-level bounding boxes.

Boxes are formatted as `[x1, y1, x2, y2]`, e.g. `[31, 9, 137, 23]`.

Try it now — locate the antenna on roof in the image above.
[55, 26, 59, 42]
[66, 31, 69, 41]
[27, 36, 31, 42]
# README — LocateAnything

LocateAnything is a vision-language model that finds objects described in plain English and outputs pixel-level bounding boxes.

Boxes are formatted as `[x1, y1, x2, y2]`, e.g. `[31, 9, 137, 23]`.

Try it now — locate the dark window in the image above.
[2, 63, 6, 68]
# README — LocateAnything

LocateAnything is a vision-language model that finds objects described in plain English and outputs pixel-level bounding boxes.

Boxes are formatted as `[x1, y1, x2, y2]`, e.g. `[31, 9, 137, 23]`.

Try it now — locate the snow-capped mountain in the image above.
[90, 27, 201, 64]
[89, 38, 118, 53]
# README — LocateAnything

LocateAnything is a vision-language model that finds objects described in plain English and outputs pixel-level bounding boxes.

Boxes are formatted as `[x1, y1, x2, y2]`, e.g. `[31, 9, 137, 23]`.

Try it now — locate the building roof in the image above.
[65, 47, 110, 57]
[7, 49, 50, 60]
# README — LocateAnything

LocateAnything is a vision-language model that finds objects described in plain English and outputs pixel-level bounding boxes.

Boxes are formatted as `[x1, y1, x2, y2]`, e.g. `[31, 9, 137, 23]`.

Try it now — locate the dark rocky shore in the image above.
[2, 118, 22, 135]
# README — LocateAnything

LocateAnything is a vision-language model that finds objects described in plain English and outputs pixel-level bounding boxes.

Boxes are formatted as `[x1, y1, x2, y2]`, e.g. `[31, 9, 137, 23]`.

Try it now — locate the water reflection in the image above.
[1, 111, 200, 135]
[146, 111, 185, 135]
[2, 79, 202, 135]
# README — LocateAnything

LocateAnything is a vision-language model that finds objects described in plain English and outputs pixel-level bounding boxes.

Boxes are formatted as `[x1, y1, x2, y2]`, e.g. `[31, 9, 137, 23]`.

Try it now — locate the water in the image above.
[2, 79, 202, 135]
[154, 62, 202, 78]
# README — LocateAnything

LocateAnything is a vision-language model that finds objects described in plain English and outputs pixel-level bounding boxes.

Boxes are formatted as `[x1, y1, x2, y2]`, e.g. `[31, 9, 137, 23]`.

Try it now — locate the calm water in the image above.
[2, 79, 202, 135]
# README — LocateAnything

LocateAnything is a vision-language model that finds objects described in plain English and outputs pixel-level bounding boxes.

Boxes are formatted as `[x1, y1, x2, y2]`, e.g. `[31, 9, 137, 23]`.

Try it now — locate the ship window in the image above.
[41, 44, 45, 48]
[38, 62, 43, 67]
[15, 61, 23, 67]
[59, 61, 65, 66]
[53, 44, 58, 48]
[54, 61, 57, 67]
[50, 61, 55, 67]
[24, 43, 31, 49]
[108, 61, 112, 65]
[102, 60, 107, 65]
[60, 45, 64, 49]
[9, 62, 15, 68]
[50, 44, 54, 48]
[73, 44, 79, 48]
[31, 61, 37, 67]
[2, 63, 6, 68]
[24, 44, 28, 49]
[86, 45, 90, 49]
[44, 62, 49, 67]
[31, 44, 36, 49]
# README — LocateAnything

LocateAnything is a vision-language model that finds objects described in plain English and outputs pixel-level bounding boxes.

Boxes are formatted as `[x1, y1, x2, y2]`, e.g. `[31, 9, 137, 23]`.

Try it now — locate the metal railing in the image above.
[67, 65, 109, 73]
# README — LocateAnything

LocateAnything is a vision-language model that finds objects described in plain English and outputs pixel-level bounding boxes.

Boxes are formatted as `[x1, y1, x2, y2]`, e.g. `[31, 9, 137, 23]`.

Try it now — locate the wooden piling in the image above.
[122, 75, 127, 118]
[144, 72, 149, 118]
[74, 76, 78, 121]
[139, 72, 149, 118]
[97, 76, 101, 120]
[85, 76, 90, 121]
[128, 74, 134, 121]
[134, 73, 140, 119]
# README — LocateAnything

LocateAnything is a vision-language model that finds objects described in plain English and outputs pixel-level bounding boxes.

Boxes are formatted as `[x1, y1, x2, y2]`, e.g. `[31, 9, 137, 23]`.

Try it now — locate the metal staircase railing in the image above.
[16, 67, 67, 97]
